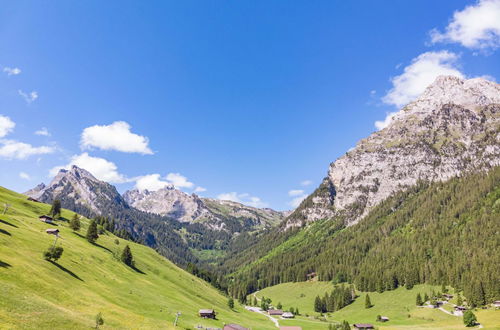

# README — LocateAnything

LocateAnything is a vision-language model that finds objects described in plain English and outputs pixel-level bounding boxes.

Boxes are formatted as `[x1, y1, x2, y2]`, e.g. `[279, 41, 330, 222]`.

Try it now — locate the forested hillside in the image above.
[227, 167, 500, 307]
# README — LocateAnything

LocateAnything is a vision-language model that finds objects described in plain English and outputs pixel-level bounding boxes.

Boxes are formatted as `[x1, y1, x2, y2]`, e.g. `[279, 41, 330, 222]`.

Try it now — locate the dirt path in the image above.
[245, 306, 280, 328]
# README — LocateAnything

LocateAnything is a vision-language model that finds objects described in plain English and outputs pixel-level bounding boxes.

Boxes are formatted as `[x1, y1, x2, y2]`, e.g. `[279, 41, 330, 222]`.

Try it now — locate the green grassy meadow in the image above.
[0, 186, 274, 329]
[255, 282, 500, 329]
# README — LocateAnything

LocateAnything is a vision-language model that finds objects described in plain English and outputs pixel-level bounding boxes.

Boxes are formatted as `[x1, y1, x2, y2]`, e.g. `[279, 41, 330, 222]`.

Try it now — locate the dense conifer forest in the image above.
[226, 167, 500, 306]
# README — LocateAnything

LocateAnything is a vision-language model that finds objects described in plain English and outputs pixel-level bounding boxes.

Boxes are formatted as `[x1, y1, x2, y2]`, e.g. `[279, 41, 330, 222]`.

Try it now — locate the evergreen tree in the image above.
[253, 296, 257, 306]
[424, 293, 429, 302]
[277, 302, 282, 310]
[314, 295, 323, 312]
[69, 214, 81, 232]
[341, 320, 350, 330]
[295, 307, 299, 315]
[121, 245, 134, 267]
[228, 297, 234, 309]
[463, 310, 477, 327]
[49, 200, 61, 219]
[365, 294, 372, 309]
[457, 294, 463, 306]
[86, 220, 99, 244]
[416, 293, 423, 306]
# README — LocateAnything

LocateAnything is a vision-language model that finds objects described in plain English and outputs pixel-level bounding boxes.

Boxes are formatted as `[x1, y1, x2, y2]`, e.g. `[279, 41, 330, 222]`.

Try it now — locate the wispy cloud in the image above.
[217, 192, 268, 208]
[288, 189, 304, 196]
[3, 67, 21, 76]
[19, 172, 30, 180]
[18, 90, 38, 104]
[300, 180, 312, 186]
[34, 127, 51, 136]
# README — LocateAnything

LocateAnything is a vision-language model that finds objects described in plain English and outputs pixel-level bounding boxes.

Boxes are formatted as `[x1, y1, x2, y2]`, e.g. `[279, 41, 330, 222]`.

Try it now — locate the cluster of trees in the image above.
[328, 321, 350, 330]
[314, 284, 356, 313]
[227, 167, 500, 306]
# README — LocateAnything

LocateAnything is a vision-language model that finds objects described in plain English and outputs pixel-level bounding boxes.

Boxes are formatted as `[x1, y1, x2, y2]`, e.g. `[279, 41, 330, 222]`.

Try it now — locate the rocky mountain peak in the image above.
[286, 76, 500, 229]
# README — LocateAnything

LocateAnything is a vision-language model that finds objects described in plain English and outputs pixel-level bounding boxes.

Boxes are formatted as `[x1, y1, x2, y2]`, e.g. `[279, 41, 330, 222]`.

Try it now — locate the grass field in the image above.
[254, 281, 500, 329]
[0, 186, 275, 329]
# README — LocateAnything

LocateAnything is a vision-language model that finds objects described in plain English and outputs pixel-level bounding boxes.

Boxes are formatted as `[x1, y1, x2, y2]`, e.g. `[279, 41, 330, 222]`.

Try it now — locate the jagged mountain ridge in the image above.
[26, 165, 284, 233]
[285, 76, 500, 228]
[123, 187, 284, 230]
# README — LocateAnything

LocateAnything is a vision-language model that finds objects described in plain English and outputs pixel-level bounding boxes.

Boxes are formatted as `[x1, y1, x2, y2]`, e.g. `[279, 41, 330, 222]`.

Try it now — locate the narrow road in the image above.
[245, 306, 280, 328]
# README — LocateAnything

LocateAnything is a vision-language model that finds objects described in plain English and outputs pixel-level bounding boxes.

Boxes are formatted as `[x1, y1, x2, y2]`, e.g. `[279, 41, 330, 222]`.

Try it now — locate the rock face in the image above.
[26, 165, 284, 232]
[123, 187, 284, 230]
[25, 165, 128, 216]
[286, 76, 500, 228]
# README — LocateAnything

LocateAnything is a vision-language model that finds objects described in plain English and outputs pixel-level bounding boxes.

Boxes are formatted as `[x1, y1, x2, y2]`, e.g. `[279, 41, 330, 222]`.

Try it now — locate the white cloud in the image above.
[0, 140, 55, 160]
[300, 180, 312, 186]
[18, 90, 38, 103]
[50, 152, 127, 183]
[80, 121, 153, 155]
[0, 115, 15, 138]
[288, 189, 304, 196]
[194, 186, 207, 193]
[135, 174, 171, 191]
[165, 172, 194, 188]
[430, 0, 500, 50]
[3, 67, 21, 76]
[217, 192, 268, 208]
[376, 51, 464, 130]
[19, 172, 30, 180]
[34, 127, 50, 136]
[289, 194, 307, 208]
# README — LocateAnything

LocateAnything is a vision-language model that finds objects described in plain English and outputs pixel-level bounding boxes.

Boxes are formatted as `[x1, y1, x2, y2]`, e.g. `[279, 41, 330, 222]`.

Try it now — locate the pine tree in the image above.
[424, 293, 429, 302]
[121, 245, 134, 267]
[416, 293, 423, 306]
[314, 295, 322, 312]
[277, 302, 282, 310]
[253, 296, 257, 306]
[295, 307, 299, 315]
[49, 200, 61, 219]
[228, 297, 234, 309]
[341, 320, 350, 330]
[69, 214, 81, 232]
[457, 294, 463, 306]
[463, 310, 477, 327]
[86, 220, 99, 244]
[365, 294, 372, 309]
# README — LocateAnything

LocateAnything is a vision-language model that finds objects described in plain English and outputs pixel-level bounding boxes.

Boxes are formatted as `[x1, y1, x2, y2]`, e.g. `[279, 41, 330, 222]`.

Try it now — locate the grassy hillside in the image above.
[255, 282, 500, 329]
[0, 186, 274, 329]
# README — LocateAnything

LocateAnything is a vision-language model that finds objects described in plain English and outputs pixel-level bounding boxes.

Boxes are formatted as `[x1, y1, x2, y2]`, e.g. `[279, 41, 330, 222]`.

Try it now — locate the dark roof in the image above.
[46, 229, 59, 234]
[268, 309, 283, 315]
[223, 324, 249, 330]
[354, 324, 374, 329]
[39, 215, 53, 219]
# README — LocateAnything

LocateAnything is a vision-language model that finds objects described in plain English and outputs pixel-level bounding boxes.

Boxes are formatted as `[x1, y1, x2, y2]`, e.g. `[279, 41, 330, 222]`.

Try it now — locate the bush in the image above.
[463, 310, 477, 327]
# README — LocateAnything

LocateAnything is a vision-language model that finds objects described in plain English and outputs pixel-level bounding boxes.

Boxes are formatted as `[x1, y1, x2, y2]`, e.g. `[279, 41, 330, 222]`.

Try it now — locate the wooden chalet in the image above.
[443, 293, 453, 300]
[279, 327, 302, 330]
[199, 309, 216, 319]
[45, 229, 59, 235]
[27, 197, 40, 203]
[380, 316, 389, 322]
[39, 215, 53, 223]
[268, 309, 283, 316]
[354, 324, 374, 330]
[493, 300, 500, 308]
[223, 324, 249, 330]
[281, 312, 294, 318]
[306, 272, 317, 281]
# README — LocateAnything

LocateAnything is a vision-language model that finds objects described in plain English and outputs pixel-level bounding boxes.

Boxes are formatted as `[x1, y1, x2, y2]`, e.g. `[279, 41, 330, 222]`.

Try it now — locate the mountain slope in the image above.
[228, 167, 500, 306]
[286, 76, 500, 228]
[123, 187, 284, 231]
[0, 186, 275, 329]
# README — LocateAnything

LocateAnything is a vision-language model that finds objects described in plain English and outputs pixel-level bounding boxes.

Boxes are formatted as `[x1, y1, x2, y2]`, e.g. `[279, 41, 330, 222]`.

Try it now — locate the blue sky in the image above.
[1, 0, 499, 210]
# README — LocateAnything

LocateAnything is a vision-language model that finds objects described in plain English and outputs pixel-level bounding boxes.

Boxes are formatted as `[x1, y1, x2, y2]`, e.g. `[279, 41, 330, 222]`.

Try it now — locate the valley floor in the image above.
[252, 282, 500, 330]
